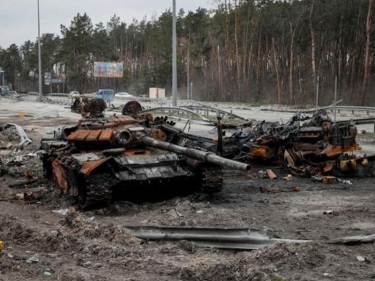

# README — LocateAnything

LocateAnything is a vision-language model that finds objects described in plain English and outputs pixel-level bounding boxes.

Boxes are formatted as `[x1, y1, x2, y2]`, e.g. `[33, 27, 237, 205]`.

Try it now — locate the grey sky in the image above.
[0, 0, 213, 49]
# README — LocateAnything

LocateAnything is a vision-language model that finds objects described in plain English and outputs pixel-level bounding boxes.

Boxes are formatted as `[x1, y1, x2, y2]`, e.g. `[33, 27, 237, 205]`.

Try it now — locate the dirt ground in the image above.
[1, 100, 375, 281]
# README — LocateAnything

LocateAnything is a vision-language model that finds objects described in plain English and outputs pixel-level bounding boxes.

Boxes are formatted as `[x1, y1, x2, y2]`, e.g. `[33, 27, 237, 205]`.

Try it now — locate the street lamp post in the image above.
[0, 70, 4, 86]
[172, 0, 177, 106]
[186, 49, 190, 99]
[37, 0, 42, 98]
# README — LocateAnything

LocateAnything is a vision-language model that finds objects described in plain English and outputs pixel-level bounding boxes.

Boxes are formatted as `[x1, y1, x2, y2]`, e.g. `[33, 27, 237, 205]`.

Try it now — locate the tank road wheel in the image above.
[85, 98, 107, 117]
[199, 166, 223, 194]
[122, 101, 142, 116]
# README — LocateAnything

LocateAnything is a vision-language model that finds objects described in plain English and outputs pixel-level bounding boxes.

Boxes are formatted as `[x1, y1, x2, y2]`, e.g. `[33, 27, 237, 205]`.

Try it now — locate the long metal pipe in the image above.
[140, 135, 251, 172]
[122, 226, 310, 250]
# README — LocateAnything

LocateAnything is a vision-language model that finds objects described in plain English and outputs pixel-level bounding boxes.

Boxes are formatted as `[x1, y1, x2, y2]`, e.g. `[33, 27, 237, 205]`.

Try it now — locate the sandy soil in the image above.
[1, 98, 375, 281]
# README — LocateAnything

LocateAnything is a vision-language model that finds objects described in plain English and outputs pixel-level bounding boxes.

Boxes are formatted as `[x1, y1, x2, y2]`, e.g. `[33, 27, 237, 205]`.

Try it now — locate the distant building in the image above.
[149, 88, 165, 99]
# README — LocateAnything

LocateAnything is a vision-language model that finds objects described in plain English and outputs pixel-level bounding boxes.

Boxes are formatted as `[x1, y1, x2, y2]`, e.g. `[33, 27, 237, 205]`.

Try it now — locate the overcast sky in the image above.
[0, 0, 214, 49]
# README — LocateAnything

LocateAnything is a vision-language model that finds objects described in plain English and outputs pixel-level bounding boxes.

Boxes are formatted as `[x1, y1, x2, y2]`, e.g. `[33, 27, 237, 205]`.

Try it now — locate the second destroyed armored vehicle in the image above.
[229, 109, 375, 177]
[40, 99, 250, 208]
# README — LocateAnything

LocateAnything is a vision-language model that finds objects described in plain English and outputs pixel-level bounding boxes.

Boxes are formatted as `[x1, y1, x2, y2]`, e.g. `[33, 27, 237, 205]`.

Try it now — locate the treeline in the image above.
[0, 0, 374, 105]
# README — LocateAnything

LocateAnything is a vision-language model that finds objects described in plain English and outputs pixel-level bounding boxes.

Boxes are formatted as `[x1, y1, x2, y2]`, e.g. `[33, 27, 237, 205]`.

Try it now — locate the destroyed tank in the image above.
[40, 99, 250, 208]
[231, 109, 360, 162]
[229, 109, 362, 176]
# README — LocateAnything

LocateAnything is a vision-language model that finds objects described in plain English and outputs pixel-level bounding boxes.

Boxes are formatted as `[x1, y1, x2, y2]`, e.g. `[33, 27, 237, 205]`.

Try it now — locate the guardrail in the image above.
[261, 105, 375, 116]
[259, 104, 375, 132]
[2, 94, 72, 107]
[324, 106, 375, 116]
[25, 92, 69, 97]
[336, 117, 375, 133]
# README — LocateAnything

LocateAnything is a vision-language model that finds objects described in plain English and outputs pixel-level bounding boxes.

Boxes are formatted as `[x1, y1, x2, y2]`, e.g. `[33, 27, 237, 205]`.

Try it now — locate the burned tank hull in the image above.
[228, 109, 367, 177]
[48, 151, 216, 207]
[230, 110, 360, 162]
[40, 100, 250, 208]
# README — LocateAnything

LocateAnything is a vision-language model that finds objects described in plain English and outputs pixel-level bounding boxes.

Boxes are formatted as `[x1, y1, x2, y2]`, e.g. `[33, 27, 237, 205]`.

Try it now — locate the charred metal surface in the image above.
[71, 97, 107, 117]
[140, 135, 251, 172]
[331, 154, 375, 177]
[122, 100, 143, 116]
[225, 109, 375, 177]
[40, 99, 250, 208]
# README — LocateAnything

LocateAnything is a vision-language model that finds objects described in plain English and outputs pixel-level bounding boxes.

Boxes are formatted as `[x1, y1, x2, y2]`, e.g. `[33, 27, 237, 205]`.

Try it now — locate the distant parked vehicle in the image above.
[116, 92, 134, 99]
[97, 89, 115, 102]
[0, 86, 9, 95]
[68, 91, 81, 99]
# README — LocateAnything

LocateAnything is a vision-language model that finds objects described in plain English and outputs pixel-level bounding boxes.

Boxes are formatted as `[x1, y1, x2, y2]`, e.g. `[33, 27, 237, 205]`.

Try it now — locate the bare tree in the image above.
[272, 37, 282, 103]
[362, 0, 373, 104]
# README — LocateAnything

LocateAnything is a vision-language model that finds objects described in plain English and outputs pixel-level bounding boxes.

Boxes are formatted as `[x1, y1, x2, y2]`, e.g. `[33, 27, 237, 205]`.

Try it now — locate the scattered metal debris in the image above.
[0, 187, 47, 202]
[26, 253, 40, 263]
[329, 234, 375, 245]
[52, 209, 70, 216]
[0, 123, 32, 150]
[266, 169, 277, 179]
[24, 188, 47, 202]
[8, 178, 38, 188]
[312, 175, 338, 184]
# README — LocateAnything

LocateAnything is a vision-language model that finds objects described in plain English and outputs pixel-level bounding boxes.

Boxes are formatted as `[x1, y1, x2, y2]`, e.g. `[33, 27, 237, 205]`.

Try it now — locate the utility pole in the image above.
[315, 76, 319, 109]
[172, 0, 177, 106]
[0, 69, 4, 86]
[190, 81, 193, 100]
[37, 0, 42, 98]
[186, 49, 189, 99]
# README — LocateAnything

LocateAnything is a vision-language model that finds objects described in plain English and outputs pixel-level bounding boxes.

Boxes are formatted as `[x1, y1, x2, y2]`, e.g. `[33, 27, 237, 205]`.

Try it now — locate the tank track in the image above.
[200, 166, 223, 193]
[81, 173, 113, 209]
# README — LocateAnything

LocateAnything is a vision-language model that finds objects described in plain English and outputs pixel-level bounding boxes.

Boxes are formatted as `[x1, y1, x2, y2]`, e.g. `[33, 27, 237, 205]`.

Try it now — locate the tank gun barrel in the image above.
[140, 135, 251, 172]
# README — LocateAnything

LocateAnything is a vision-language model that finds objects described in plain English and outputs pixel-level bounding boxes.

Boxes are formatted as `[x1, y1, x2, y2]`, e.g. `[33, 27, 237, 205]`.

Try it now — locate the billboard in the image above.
[44, 72, 52, 85]
[44, 72, 65, 85]
[94, 62, 123, 78]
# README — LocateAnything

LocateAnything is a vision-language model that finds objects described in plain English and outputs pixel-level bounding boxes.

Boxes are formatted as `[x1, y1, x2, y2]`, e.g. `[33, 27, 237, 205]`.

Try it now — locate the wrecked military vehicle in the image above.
[131, 107, 375, 178]
[70, 96, 91, 114]
[40, 99, 250, 208]
[229, 109, 375, 177]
